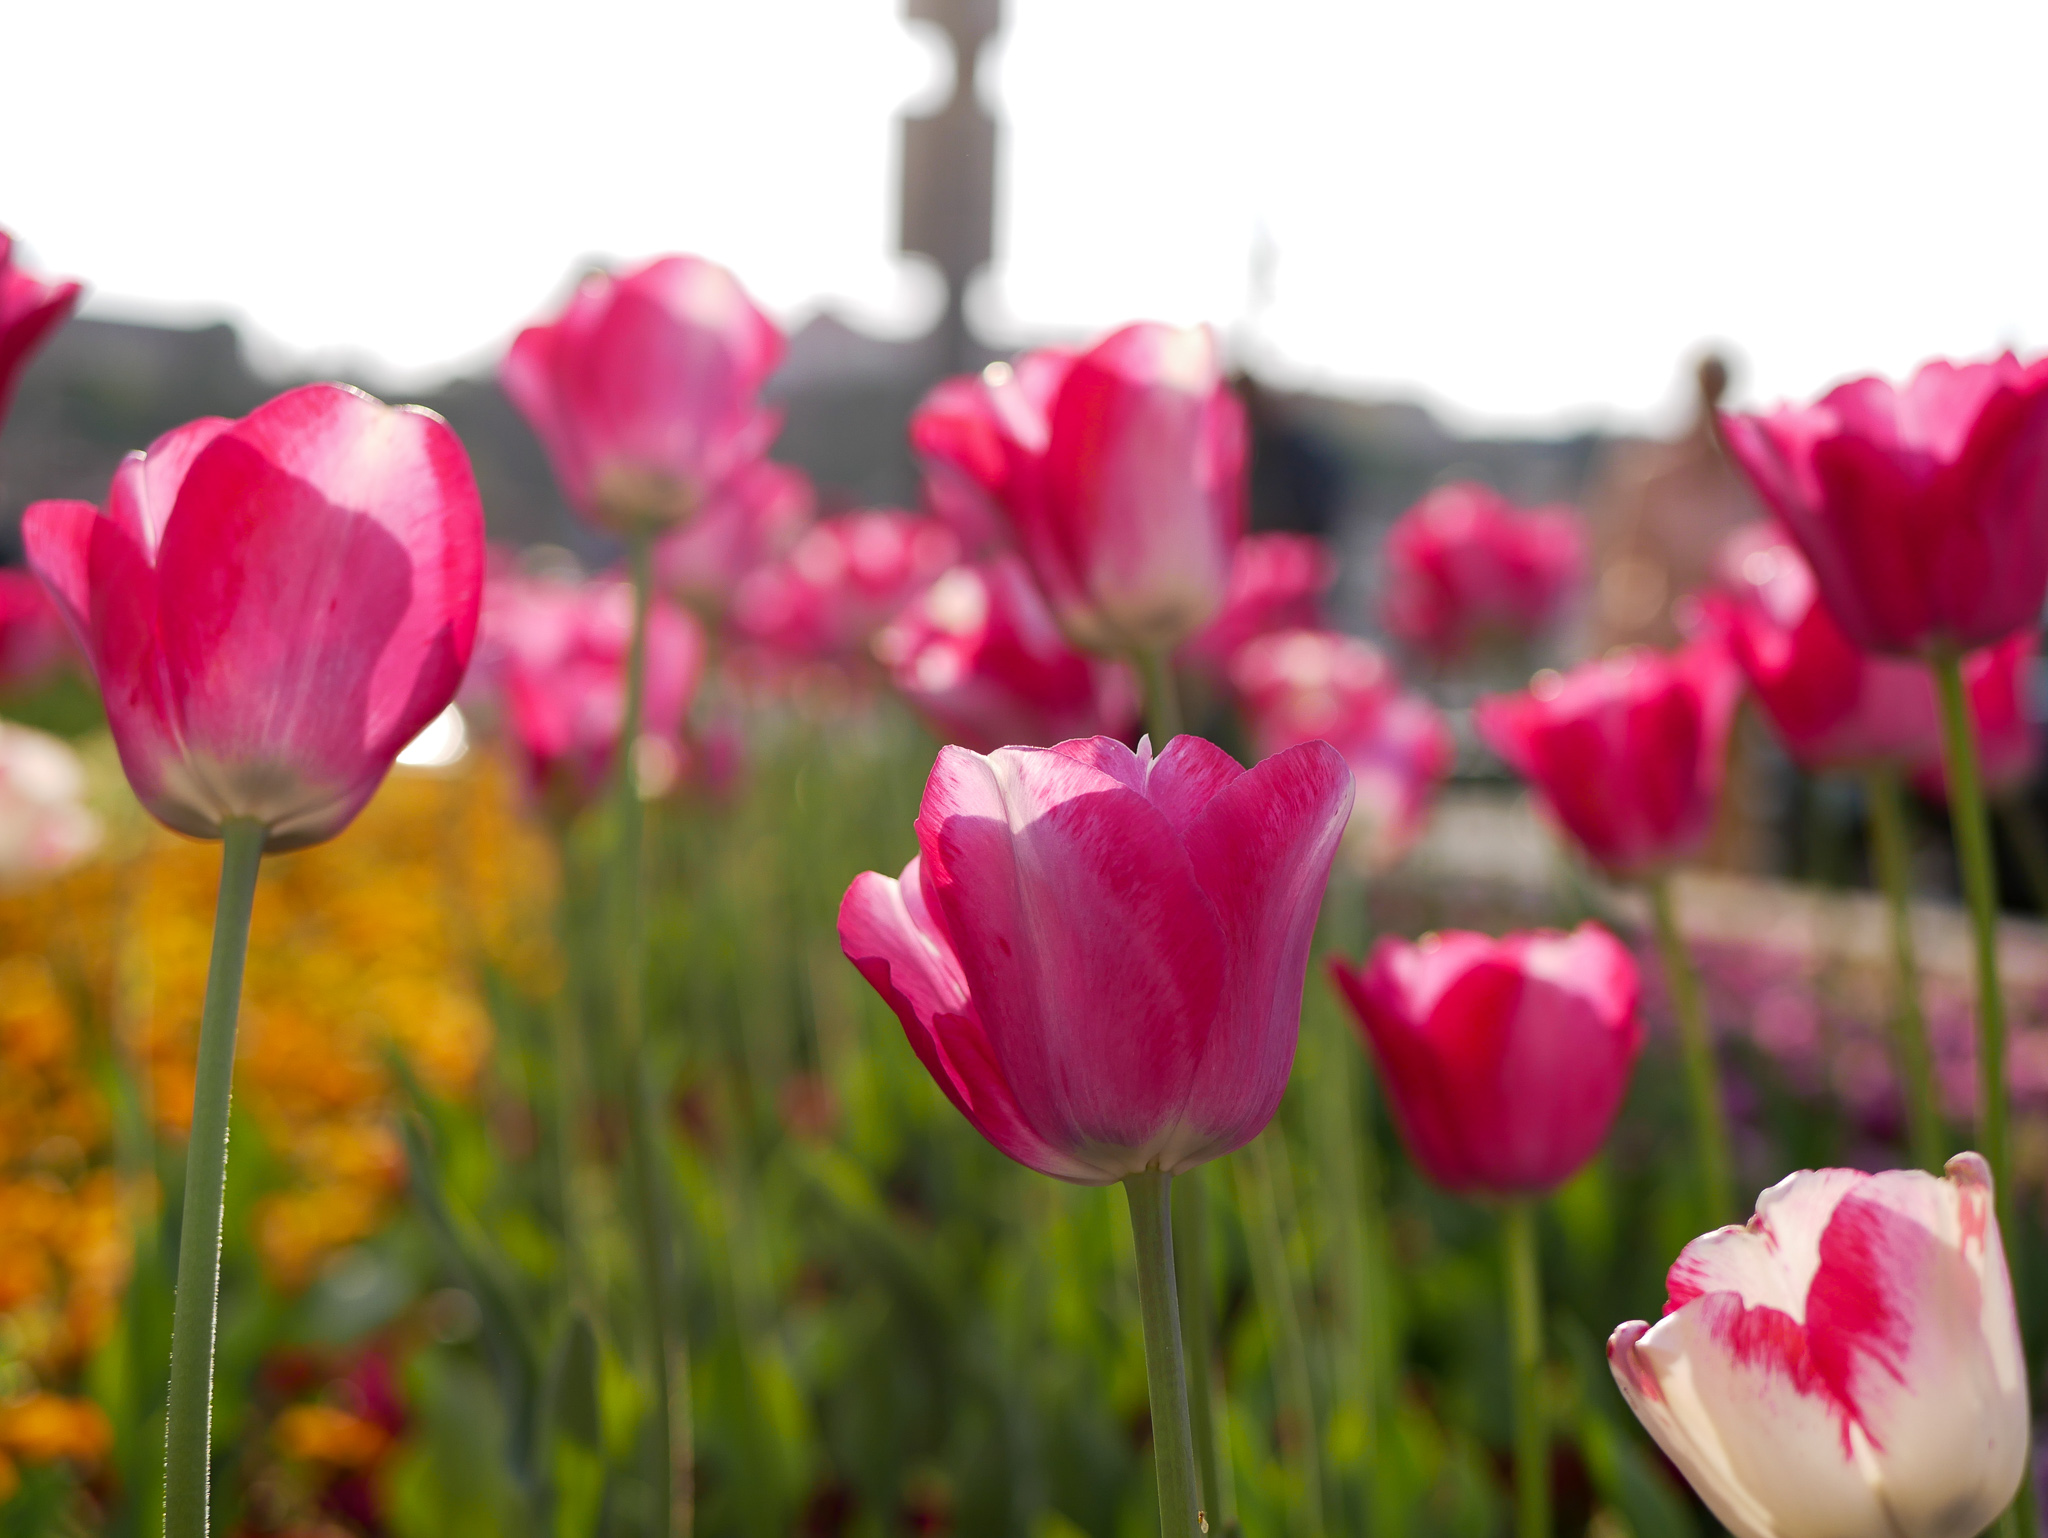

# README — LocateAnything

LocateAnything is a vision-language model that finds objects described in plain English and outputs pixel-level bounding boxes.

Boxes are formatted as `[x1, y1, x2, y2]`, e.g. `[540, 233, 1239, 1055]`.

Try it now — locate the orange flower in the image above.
[0, 1393, 113, 1465]
[273, 1404, 391, 1469]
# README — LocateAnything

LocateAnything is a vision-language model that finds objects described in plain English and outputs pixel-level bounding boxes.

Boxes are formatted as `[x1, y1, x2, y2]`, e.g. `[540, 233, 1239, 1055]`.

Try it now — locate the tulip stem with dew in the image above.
[1126, 1171, 1205, 1536]
[1931, 650, 2032, 1538]
[612, 535, 688, 1538]
[1138, 648, 1184, 744]
[164, 816, 266, 1538]
[1647, 875, 1733, 1225]
[1172, 1170, 1226, 1528]
[1864, 766, 1946, 1172]
[1502, 1201, 1548, 1538]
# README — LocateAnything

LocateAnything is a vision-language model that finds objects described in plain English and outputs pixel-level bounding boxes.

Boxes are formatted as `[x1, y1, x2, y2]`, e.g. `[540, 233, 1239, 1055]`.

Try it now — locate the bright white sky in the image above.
[5, 0, 2045, 434]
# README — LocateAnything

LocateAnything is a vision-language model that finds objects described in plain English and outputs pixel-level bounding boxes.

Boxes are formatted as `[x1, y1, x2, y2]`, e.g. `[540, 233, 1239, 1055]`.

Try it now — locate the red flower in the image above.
[0, 231, 81, 428]
[731, 511, 959, 661]
[502, 254, 784, 532]
[1182, 533, 1337, 673]
[1720, 353, 2048, 655]
[1477, 639, 1741, 878]
[24, 384, 483, 850]
[839, 735, 1351, 1181]
[909, 350, 1074, 555]
[1332, 924, 1643, 1196]
[874, 556, 1138, 752]
[1380, 482, 1585, 662]
[654, 458, 815, 615]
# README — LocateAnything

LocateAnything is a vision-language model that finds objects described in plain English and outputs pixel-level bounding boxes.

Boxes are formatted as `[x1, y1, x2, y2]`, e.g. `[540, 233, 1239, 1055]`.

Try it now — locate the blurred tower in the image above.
[899, 0, 1000, 375]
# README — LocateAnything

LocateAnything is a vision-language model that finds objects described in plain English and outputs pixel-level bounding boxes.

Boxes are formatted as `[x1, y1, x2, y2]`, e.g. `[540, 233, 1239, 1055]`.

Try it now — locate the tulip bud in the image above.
[1477, 638, 1742, 878]
[839, 734, 1352, 1182]
[23, 383, 485, 851]
[1721, 352, 2048, 656]
[502, 254, 784, 533]
[0, 230, 81, 429]
[1331, 924, 1642, 1195]
[1380, 482, 1585, 664]
[1609, 1154, 2027, 1538]
[873, 556, 1138, 752]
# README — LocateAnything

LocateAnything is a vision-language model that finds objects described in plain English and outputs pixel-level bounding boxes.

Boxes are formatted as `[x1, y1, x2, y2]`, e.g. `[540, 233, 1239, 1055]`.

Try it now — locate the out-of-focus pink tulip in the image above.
[0, 723, 99, 882]
[909, 351, 1074, 553]
[478, 569, 703, 810]
[1720, 354, 2048, 655]
[1007, 323, 1246, 656]
[501, 255, 784, 532]
[1477, 639, 1742, 878]
[0, 231, 81, 427]
[0, 569, 74, 690]
[1705, 526, 2039, 792]
[732, 510, 959, 661]
[1912, 633, 2040, 802]
[1380, 482, 1586, 663]
[873, 556, 1138, 752]
[24, 384, 483, 850]
[1230, 629, 1453, 871]
[839, 734, 1352, 1182]
[1331, 924, 1642, 1195]
[653, 458, 814, 614]
[1182, 533, 1337, 673]
[1609, 1154, 2027, 1538]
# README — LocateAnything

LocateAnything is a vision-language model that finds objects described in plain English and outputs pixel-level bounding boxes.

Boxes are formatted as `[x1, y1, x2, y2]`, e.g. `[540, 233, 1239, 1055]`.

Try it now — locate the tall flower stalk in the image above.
[1863, 765, 1945, 1171]
[1647, 877, 1733, 1223]
[612, 536, 688, 1537]
[1129, 1172, 1203, 1535]
[1501, 1201, 1547, 1538]
[162, 819, 264, 1538]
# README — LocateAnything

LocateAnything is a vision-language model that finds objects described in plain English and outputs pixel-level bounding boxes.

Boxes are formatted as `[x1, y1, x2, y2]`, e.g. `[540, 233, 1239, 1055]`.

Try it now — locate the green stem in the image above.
[1172, 1169, 1226, 1529]
[1863, 767, 1945, 1171]
[614, 538, 688, 1538]
[1126, 1171, 1203, 1537]
[1502, 1202, 1548, 1538]
[164, 817, 266, 1538]
[1932, 652, 2010, 1223]
[1648, 874, 1734, 1225]
[1234, 1135, 1325, 1538]
[1931, 650, 2031, 1538]
[1137, 649, 1184, 745]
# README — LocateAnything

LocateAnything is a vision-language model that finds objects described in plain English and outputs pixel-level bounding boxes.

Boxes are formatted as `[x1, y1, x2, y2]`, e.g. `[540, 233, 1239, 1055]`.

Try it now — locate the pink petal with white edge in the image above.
[838, 860, 1102, 1183]
[1165, 739, 1352, 1165]
[917, 743, 1226, 1173]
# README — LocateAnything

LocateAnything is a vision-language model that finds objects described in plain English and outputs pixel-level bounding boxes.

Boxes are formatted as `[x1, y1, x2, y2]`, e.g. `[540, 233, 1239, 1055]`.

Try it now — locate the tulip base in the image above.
[1863, 766, 1946, 1172]
[1126, 1170, 1204, 1537]
[1648, 876, 1734, 1225]
[164, 817, 267, 1538]
[1502, 1202, 1548, 1538]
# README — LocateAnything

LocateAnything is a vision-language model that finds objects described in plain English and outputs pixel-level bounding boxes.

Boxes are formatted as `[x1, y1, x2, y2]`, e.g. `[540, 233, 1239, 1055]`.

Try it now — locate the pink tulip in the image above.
[1380, 482, 1586, 663]
[1230, 629, 1453, 871]
[501, 254, 784, 532]
[909, 350, 1074, 554]
[873, 556, 1139, 752]
[731, 510, 959, 661]
[1609, 1154, 2027, 1538]
[23, 383, 484, 850]
[1181, 532, 1337, 673]
[653, 458, 814, 614]
[1010, 323, 1247, 655]
[1331, 924, 1642, 1195]
[0, 569, 74, 691]
[1704, 526, 2038, 791]
[1720, 353, 2048, 655]
[478, 568, 703, 810]
[1477, 639, 1742, 878]
[838, 733, 1352, 1182]
[0, 231, 81, 427]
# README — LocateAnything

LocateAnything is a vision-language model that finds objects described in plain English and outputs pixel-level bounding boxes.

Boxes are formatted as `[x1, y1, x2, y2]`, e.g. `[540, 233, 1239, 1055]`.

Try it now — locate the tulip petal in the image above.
[1165, 739, 1351, 1165]
[917, 744, 1226, 1172]
[155, 383, 484, 847]
[21, 499, 97, 644]
[839, 862, 1102, 1183]
[107, 419, 234, 559]
[1143, 733, 1245, 838]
